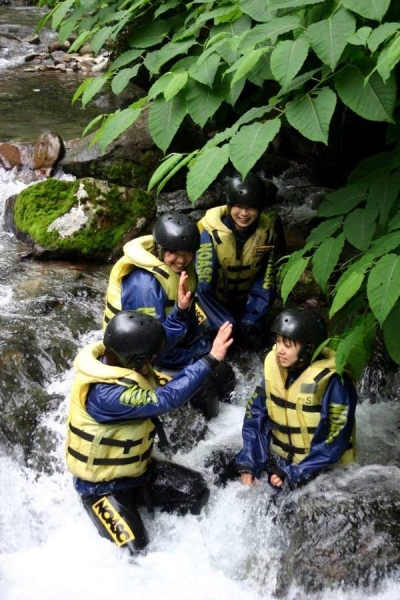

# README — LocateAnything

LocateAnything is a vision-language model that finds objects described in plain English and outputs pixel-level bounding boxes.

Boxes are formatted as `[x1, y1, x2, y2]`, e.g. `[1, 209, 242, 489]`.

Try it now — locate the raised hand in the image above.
[210, 321, 233, 361]
[177, 271, 192, 310]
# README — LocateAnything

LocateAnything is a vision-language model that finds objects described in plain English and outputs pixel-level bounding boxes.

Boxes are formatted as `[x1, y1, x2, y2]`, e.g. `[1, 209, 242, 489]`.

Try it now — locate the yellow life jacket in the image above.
[103, 235, 197, 326]
[66, 341, 159, 482]
[264, 347, 355, 466]
[198, 206, 276, 304]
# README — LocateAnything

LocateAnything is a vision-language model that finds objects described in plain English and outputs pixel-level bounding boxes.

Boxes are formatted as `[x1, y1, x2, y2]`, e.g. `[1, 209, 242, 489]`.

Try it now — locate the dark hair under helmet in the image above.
[104, 310, 166, 369]
[153, 212, 200, 253]
[271, 308, 328, 352]
[226, 172, 270, 210]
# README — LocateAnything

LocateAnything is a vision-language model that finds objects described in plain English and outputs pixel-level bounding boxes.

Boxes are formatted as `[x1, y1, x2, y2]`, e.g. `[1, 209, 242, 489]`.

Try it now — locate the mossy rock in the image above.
[12, 177, 156, 262]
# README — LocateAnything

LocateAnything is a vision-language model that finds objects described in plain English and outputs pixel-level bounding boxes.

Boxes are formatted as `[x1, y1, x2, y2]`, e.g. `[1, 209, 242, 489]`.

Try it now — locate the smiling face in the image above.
[275, 334, 301, 368]
[229, 204, 260, 232]
[163, 250, 194, 273]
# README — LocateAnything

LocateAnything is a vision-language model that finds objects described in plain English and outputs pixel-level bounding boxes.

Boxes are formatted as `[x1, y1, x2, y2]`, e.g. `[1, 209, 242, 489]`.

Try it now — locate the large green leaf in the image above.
[80, 76, 109, 107]
[90, 26, 114, 54]
[368, 22, 400, 52]
[281, 256, 310, 304]
[229, 118, 281, 178]
[329, 270, 366, 318]
[367, 175, 400, 226]
[186, 78, 227, 128]
[308, 217, 343, 243]
[342, 0, 390, 22]
[226, 49, 264, 85]
[51, 0, 76, 30]
[343, 205, 378, 251]
[286, 87, 337, 144]
[111, 65, 140, 95]
[239, 15, 302, 50]
[189, 53, 220, 86]
[367, 254, 400, 325]
[312, 233, 345, 292]
[318, 184, 368, 217]
[335, 314, 376, 380]
[148, 94, 187, 152]
[370, 230, 400, 258]
[95, 107, 143, 152]
[270, 38, 309, 89]
[144, 40, 196, 75]
[348, 152, 393, 184]
[164, 72, 189, 101]
[187, 145, 230, 201]
[129, 20, 170, 48]
[334, 62, 396, 123]
[389, 211, 400, 231]
[239, 0, 277, 22]
[110, 48, 142, 72]
[377, 34, 400, 82]
[307, 8, 356, 70]
[383, 302, 400, 363]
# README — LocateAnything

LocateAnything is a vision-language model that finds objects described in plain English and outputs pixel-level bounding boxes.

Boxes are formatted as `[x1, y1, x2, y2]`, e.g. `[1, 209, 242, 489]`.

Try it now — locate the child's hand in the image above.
[210, 322, 233, 361]
[177, 271, 191, 310]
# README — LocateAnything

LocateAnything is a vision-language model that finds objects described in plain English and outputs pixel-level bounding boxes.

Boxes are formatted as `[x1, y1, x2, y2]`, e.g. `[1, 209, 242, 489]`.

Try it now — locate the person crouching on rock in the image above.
[103, 212, 236, 420]
[66, 310, 233, 555]
[235, 308, 357, 491]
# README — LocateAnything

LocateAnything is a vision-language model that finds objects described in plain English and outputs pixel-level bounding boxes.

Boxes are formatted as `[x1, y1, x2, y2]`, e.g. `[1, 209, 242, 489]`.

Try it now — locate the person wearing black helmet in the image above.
[66, 310, 233, 555]
[196, 172, 286, 352]
[235, 308, 357, 490]
[103, 212, 235, 420]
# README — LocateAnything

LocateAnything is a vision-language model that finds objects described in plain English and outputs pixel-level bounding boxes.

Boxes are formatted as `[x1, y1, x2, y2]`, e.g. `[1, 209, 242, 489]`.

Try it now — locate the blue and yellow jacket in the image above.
[196, 206, 281, 331]
[235, 348, 357, 486]
[69, 340, 218, 496]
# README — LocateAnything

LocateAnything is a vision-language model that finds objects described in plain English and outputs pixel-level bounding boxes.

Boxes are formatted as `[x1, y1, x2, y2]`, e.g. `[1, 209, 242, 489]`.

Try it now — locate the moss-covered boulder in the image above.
[4, 177, 156, 262]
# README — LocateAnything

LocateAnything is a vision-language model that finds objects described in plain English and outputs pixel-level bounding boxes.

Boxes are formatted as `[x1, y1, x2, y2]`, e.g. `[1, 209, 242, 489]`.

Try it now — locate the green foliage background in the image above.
[38, 0, 400, 377]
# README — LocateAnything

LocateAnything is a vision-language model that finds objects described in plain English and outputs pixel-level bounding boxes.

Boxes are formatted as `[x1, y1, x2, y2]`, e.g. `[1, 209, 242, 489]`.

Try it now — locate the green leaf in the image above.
[368, 175, 400, 226]
[226, 49, 264, 85]
[148, 94, 187, 152]
[144, 40, 196, 75]
[383, 302, 400, 363]
[80, 76, 108, 108]
[318, 183, 368, 217]
[189, 53, 220, 86]
[308, 217, 343, 243]
[164, 71, 189, 101]
[281, 256, 310, 304]
[377, 34, 400, 82]
[187, 145, 230, 202]
[347, 27, 372, 47]
[368, 22, 400, 52]
[147, 154, 185, 190]
[90, 26, 114, 54]
[286, 87, 337, 144]
[348, 152, 393, 184]
[186, 75, 228, 128]
[343, 206, 378, 251]
[312, 233, 345, 291]
[307, 8, 356, 70]
[370, 230, 400, 257]
[51, 0, 76, 30]
[239, 0, 277, 22]
[111, 65, 140, 95]
[367, 254, 400, 325]
[154, 152, 196, 195]
[239, 15, 302, 51]
[109, 48, 142, 72]
[342, 0, 390, 21]
[95, 107, 142, 152]
[335, 314, 376, 380]
[330, 270, 366, 318]
[334, 62, 396, 123]
[270, 38, 309, 89]
[229, 118, 281, 179]
[129, 20, 170, 48]
[389, 211, 400, 231]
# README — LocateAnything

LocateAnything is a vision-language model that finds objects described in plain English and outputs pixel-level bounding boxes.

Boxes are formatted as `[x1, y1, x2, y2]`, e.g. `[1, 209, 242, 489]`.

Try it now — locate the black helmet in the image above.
[226, 173, 270, 210]
[271, 308, 327, 363]
[153, 213, 200, 253]
[104, 310, 166, 369]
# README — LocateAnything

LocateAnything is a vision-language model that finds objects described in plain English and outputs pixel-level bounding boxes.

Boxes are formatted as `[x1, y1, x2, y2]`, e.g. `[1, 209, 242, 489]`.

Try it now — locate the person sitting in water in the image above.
[235, 308, 357, 490]
[103, 211, 236, 420]
[196, 172, 286, 352]
[66, 310, 233, 555]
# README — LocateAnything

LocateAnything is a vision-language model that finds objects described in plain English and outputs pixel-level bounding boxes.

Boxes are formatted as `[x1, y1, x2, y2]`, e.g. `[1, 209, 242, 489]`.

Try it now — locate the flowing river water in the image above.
[1, 5, 400, 600]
